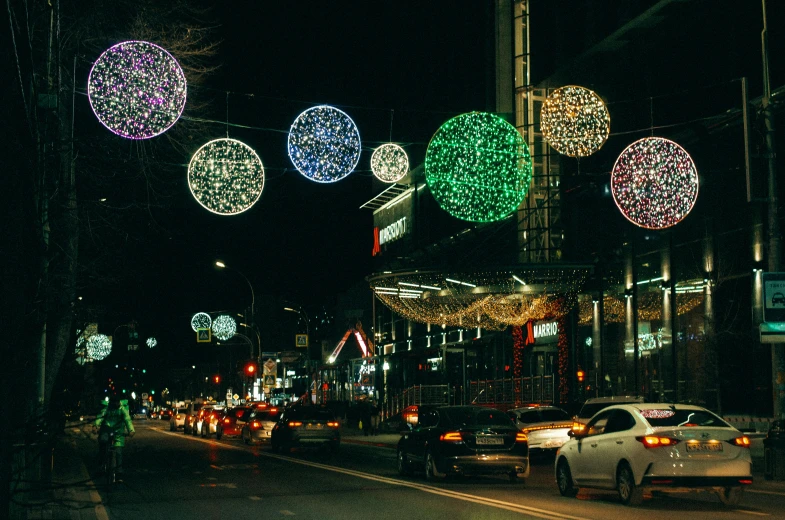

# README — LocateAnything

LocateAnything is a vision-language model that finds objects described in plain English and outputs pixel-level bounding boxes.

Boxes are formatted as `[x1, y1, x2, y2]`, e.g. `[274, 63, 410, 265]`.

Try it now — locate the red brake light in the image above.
[223, 418, 230, 424]
[515, 432, 528, 443]
[251, 421, 261, 429]
[327, 421, 339, 428]
[440, 432, 462, 442]
[637, 435, 679, 448]
[731, 436, 751, 447]
[288, 421, 303, 428]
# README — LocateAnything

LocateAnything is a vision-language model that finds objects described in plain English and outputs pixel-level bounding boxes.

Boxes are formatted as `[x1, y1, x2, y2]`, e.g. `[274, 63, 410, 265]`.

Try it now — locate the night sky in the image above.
[64, 0, 784, 368]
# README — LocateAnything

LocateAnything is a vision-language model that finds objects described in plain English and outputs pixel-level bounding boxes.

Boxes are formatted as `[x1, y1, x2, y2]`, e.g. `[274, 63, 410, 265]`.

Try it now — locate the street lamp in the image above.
[215, 260, 259, 360]
[283, 306, 310, 338]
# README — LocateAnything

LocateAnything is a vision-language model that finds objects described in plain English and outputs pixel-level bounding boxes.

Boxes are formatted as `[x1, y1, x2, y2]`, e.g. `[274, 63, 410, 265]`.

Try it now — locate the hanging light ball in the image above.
[540, 85, 610, 157]
[371, 143, 409, 183]
[611, 137, 699, 229]
[188, 138, 265, 215]
[212, 315, 237, 341]
[86, 334, 113, 361]
[191, 312, 212, 332]
[146, 337, 157, 348]
[287, 105, 361, 183]
[88, 40, 187, 139]
[425, 111, 532, 223]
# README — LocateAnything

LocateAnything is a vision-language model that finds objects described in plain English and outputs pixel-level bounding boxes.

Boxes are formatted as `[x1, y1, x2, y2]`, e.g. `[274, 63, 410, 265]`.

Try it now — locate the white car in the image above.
[169, 408, 187, 431]
[554, 403, 752, 506]
[508, 406, 572, 456]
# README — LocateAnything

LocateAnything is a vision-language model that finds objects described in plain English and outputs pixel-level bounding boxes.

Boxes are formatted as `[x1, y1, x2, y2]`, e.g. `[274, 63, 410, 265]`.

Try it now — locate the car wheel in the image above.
[271, 438, 279, 452]
[556, 459, 578, 497]
[424, 450, 445, 480]
[397, 449, 412, 476]
[243, 430, 252, 445]
[617, 463, 643, 506]
[216, 429, 223, 440]
[202, 425, 208, 438]
[170, 422, 175, 432]
[717, 486, 744, 506]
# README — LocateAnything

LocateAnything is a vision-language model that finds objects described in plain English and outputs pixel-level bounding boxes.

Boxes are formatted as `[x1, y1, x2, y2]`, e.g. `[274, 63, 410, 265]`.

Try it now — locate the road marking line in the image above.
[280, 511, 296, 516]
[734, 510, 770, 516]
[154, 428, 586, 520]
[210, 464, 223, 470]
[249, 496, 262, 501]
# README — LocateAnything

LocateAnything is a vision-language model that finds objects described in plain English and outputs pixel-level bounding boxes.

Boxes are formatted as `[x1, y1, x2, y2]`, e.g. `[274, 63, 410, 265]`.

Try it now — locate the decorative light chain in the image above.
[425, 112, 532, 223]
[88, 40, 187, 139]
[371, 143, 409, 183]
[212, 315, 237, 341]
[540, 85, 610, 157]
[611, 137, 699, 229]
[288, 105, 361, 183]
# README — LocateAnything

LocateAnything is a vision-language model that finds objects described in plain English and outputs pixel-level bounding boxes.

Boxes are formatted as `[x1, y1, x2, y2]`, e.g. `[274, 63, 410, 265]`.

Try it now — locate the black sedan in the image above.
[396, 405, 529, 482]
[270, 405, 340, 453]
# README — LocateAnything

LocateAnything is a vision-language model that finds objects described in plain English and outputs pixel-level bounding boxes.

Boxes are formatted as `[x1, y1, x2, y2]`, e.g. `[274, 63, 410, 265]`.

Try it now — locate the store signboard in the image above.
[763, 272, 785, 324]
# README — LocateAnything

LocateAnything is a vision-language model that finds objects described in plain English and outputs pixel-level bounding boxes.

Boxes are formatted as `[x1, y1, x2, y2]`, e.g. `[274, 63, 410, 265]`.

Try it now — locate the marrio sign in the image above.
[372, 216, 408, 256]
[523, 319, 559, 345]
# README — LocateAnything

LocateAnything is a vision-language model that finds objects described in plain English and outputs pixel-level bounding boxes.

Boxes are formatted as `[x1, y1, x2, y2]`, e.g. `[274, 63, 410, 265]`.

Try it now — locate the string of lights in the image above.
[424, 112, 532, 223]
[540, 85, 610, 158]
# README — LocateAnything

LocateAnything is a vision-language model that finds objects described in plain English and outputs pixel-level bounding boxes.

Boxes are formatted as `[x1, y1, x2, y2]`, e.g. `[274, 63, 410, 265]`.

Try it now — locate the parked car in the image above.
[270, 405, 340, 453]
[241, 407, 283, 445]
[169, 407, 187, 431]
[218, 406, 253, 438]
[396, 405, 529, 483]
[555, 403, 753, 506]
[183, 403, 204, 435]
[159, 409, 172, 420]
[508, 405, 572, 456]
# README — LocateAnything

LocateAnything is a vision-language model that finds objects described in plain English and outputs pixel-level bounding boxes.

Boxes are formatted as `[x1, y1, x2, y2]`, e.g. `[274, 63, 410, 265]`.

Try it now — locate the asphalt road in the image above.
[70, 420, 785, 520]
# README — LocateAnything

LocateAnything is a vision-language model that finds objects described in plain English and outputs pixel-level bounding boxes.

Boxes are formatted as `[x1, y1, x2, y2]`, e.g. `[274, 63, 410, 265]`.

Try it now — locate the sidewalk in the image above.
[14, 431, 105, 520]
[341, 426, 400, 449]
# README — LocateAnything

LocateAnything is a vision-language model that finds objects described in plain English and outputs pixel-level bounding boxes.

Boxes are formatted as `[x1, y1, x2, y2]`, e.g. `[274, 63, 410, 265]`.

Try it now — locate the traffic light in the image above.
[244, 362, 257, 376]
[576, 369, 585, 383]
[213, 374, 221, 384]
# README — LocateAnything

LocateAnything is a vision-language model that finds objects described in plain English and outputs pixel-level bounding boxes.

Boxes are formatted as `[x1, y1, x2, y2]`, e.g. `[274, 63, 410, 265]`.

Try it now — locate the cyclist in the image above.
[94, 395, 135, 482]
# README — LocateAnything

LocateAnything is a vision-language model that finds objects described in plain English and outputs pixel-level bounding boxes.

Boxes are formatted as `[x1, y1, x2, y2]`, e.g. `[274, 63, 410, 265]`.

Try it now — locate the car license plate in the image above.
[306, 423, 323, 430]
[686, 442, 723, 452]
[476, 436, 504, 445]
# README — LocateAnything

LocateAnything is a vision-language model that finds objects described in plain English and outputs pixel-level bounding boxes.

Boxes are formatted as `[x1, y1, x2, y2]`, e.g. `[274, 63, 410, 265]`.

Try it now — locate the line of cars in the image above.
[394, 397, 753, 507]
[169, 401, 341, 452]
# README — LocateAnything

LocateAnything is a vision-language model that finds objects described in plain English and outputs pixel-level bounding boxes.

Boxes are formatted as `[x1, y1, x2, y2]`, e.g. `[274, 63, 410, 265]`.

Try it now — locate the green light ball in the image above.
[425, 112, 532, 223]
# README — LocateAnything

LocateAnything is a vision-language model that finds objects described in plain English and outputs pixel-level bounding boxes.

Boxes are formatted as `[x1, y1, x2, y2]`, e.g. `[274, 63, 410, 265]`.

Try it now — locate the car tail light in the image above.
[515, 432, 528, 443]
[439, 432, 462, 442]
[251, 421, 262, 429]
[176, 414, 180, 419]
[327, 421, 339, 428]
[288, 421, 303, 428]
[269, 408, 278, 413]
[571, 422, 587, 434]
[223, 418, 231, 424]
[730, 436, 751, 448]
[637, 435, 680, 448]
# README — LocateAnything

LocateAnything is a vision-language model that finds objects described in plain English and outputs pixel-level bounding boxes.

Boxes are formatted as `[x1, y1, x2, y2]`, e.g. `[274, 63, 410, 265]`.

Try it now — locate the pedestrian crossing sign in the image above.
[263, 375, 275, 386]
[296, 334, 308, 348]
[197, 328, 211, 343]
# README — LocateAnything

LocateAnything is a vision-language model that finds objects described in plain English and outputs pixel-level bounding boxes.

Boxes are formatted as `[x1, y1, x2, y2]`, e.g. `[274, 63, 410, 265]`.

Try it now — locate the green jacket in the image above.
[95, 400, 135, 447]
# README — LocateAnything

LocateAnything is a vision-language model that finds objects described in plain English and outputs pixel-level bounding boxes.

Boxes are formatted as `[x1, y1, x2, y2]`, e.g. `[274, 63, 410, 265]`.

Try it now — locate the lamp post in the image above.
[284, 305, 311, 400]
[215, 261, 259, 362]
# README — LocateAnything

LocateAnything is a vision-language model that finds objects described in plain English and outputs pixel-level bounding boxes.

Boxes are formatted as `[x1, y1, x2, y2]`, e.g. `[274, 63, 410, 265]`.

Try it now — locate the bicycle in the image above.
[100, 431, 118, 485]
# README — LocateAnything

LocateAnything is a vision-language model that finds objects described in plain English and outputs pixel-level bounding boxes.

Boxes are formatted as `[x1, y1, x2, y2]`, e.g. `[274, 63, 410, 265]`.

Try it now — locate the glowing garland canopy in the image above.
[146, 337, 157, 348]
[86, 334, 112, 361]
[191, 312, 212, 332]
[188, 138, 265, 215]
[611, 137, 699, 229]
[75, 323, 99, 364]
[288, 105, 361, 183]
[577, 287, 705, 325]
[212, 315, 237, 341]
[88, 41, 187, 139]
[370, 268, 588, 331]
[425, 112, 532, 223]
[371, 143, 409, 183]
[540, 85, 610, 157]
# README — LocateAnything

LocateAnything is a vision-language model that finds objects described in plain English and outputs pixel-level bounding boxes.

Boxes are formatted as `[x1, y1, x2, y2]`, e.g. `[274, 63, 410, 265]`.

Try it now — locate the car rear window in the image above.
[539, 409, 570, 422]
[286, 407, 335, 421]
[443, 408, 512, 427]
[252, 409, 281, 421]
[226, 408, 250, 419]
[640, 408, 729, 428]
[516, 411, 540, 424]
